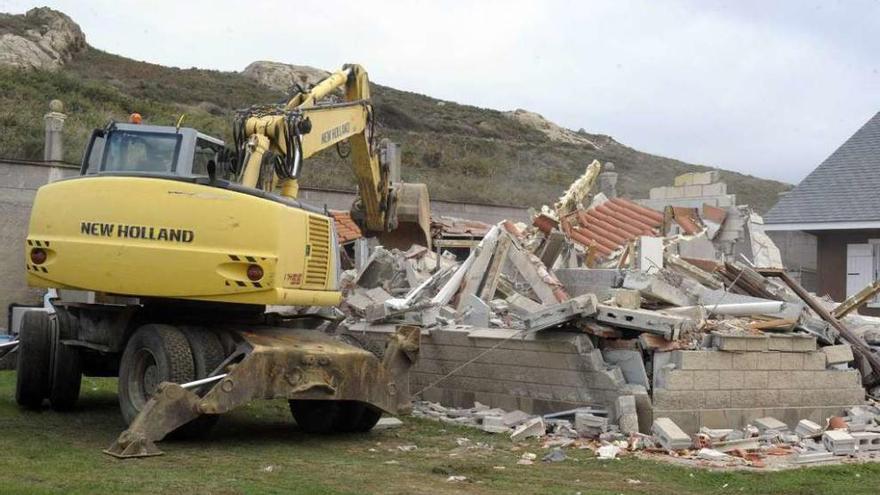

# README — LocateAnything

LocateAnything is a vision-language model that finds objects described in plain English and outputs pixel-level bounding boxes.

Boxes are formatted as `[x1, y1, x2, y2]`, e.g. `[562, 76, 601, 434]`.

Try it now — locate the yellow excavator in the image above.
[19, 64, 428, 457]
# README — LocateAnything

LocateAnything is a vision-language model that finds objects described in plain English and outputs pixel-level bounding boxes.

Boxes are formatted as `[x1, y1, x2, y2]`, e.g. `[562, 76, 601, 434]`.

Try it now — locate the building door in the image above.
[846, 243, 874, 299]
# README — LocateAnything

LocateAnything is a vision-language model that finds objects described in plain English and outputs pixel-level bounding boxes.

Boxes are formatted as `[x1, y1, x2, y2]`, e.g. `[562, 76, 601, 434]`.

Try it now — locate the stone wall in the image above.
[651, 335, 865, 433]
[0, 159, 79, 329]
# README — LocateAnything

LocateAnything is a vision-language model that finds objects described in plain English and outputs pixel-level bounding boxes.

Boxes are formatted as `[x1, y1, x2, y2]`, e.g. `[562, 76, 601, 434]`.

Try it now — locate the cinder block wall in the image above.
[349, 325, 645, 419]
[0, 160, 79, 329]
[652, 341, 865, 433]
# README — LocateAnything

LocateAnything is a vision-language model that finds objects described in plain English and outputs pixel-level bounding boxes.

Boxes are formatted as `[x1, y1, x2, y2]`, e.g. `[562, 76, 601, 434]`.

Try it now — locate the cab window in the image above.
[101, 131, 181, 173]
[191, 138, 224, 177]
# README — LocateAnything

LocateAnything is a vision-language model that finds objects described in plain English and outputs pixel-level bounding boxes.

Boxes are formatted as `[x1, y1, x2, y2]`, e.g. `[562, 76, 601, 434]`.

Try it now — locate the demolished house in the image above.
[338, 161, 880, 467]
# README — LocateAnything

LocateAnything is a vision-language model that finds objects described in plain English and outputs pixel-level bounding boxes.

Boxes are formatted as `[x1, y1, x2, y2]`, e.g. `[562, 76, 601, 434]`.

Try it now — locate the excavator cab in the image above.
[81, 122, 231, 179]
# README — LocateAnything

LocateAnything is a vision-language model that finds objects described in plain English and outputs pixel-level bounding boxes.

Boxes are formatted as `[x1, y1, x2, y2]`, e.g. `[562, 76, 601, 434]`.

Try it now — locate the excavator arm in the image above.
[235, 64, 430, 248]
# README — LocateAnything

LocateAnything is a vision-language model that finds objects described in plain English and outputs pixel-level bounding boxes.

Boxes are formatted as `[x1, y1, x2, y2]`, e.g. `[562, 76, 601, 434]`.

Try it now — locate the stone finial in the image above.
[44, 98, 66, 162]
[48, 99, 64, 113]
[598, 161, 618, 199]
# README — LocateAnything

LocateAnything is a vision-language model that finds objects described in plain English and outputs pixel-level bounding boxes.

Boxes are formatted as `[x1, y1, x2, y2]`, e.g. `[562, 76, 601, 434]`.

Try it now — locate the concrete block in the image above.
[769, 334, 817, 352]
[652, 390, 705, 410]
[658, 369, 694, 390]
[602, 349, 649, 388]
[652, 417, 692, 450]
[692, 370, 720, 390]
[684, 185, 703, 197]
[575, 412, 608, 434]
[510, 417, 546, 441]
[701, 182, 726, 196]
[649, 186, 667, 200]
[821, 345, 854, 366]
[754, 416, 789, 433]
[756, 352, 781, 370]
[665, 186, 686, 199]
[481, 415, 510, 433]
[704, 390, 731, 409]
[730, 389, 779, 408]
[822, 430, 856, 455]
[731, 352, 758, 370]
[713, 333, 768, 352]
[742, 371, 769, 389]
[851, 431, 880, 452]
[718, 370, 744, 390]
[795, 419, 823, 438]
[673, 173, 695, 187]
[778, 353, 805, 370]
[803, 352, 827, 370]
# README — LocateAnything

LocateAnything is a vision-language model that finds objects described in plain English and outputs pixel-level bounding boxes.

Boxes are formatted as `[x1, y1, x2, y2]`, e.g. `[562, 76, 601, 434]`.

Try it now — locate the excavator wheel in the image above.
[15, 311, 52, 409]
[289, 400, 338, 434]
[333, 401, 382, 433]
[118, 324, 195, 425]
[173, 327, 226, 438]
[49, 308, 82, 411]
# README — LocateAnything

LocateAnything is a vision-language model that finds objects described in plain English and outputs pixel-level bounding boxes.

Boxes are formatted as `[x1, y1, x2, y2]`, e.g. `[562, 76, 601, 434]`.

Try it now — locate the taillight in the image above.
[246, 264, 263, 281]
[30, 248, 47, 265]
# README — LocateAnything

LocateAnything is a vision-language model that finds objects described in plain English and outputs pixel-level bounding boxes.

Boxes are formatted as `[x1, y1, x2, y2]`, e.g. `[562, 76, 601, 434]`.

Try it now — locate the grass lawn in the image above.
[0, 370, 878, 494]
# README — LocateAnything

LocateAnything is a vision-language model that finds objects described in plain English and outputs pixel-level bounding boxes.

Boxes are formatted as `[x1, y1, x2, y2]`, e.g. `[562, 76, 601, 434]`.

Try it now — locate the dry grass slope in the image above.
[0, 41, 791, 212]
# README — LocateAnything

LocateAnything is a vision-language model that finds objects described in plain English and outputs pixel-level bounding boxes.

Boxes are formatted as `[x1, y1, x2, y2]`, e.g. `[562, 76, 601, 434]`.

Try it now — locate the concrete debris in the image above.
[334, 169, 880, 471]
[510, 417, 546, 442]
[795, 420, 823, 438]
[652, 418, 692, 451]
[822, 430, 857, 455]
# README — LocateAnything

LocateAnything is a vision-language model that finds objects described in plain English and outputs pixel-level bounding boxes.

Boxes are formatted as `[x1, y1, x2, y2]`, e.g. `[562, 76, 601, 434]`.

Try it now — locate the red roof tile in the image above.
[329, 210, 363, 244]
[563, 198, 663, 258]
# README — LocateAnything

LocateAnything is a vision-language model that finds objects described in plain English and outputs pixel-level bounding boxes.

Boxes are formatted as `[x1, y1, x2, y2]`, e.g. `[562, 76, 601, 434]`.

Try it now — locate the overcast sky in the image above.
[5, 0, 879, 183]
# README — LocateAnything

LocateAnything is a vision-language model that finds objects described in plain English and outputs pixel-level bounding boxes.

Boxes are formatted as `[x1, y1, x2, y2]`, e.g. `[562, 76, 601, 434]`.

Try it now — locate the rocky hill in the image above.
[0, 8, 790, 211]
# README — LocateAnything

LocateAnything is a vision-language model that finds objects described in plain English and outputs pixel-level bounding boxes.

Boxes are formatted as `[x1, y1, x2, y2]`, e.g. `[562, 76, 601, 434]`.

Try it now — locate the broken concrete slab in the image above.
[610, 288, 641, 309]
[602, 349, 650, 389]
[502, 410, 531, 427]
[596, 304, 692, 340]
[510, 417, 545, 441]
[795, 419, 823, 438]
[652, 417, 692, 450]
[754, 417, 789, 434]
[622, 271, 693, 306]
[520, 293, 598, 331]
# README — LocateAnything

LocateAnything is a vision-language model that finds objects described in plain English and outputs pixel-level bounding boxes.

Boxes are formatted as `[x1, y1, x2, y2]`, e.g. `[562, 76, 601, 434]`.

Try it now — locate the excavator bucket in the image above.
[378, 182, 432, 251]
[105, 325, 420, 458]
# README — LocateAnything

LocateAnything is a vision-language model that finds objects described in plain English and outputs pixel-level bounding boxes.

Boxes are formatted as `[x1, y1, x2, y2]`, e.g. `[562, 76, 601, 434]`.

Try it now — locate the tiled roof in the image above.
[560, 198, 664, 256]
[431, 216, 493, 238]
[329, 210, 362, 244]
[765, 111, 880, 225]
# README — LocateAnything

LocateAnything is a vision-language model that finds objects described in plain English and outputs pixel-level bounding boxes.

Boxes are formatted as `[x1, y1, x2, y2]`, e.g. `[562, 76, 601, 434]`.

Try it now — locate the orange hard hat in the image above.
[129, 113, 143, 124]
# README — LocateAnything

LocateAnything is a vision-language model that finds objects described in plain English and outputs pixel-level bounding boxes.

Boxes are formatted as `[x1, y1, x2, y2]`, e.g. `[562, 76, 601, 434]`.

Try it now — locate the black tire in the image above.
[15, 311, 52, 409]
[49, 308, 82, 411]
[334, 401, 382, 433]
[179, 327, 225, 378]
[289, 400, 339, 434]
[174, 327, 226, 438]
[48, 341, 81, 411]
[118, 324, 195, 425]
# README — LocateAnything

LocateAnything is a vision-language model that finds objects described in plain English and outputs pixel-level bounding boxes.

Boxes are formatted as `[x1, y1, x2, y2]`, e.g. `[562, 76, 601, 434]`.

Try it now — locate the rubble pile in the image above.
[339, 162, 880, 469]
[411, 400, 880, 469]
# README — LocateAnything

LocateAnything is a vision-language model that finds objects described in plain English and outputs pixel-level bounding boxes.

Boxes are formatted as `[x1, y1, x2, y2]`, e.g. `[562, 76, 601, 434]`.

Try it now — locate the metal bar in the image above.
[0, 340, 20, 349]
[180, 374, 227, 390]
[760, 268, 880, 386]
